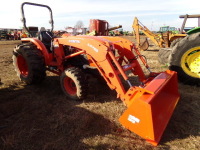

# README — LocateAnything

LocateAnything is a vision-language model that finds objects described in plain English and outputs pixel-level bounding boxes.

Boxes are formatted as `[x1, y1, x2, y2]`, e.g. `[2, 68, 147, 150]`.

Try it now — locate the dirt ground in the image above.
[0, 38, 199, 150]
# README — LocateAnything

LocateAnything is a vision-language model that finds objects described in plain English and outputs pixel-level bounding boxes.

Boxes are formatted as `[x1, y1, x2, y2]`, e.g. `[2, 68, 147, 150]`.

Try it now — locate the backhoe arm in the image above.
[133, 17, 165, 49]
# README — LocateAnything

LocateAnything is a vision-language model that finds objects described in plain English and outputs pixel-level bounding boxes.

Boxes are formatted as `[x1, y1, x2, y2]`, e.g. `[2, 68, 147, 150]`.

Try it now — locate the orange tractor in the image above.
[13, 2, 180, 146]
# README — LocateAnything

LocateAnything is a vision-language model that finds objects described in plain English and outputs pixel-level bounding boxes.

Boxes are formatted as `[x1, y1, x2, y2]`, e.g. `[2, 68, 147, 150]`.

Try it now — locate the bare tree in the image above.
[74, 20, 84, 29]
[64, 26, 71, 30]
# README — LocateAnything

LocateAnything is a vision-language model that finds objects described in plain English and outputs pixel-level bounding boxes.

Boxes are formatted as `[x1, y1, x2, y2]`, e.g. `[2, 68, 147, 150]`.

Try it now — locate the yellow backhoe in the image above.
[132, 17, 186, 50]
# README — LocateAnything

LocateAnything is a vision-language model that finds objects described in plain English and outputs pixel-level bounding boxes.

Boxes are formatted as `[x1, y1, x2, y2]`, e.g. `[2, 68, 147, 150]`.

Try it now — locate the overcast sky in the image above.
[0, 0, 200, 31]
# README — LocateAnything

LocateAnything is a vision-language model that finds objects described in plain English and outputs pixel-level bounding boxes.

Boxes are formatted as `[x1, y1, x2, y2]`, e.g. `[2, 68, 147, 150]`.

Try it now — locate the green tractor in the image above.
[158, 26, 179, 34]
[158, 14, 200, 85]
[0, 29, 8, 40]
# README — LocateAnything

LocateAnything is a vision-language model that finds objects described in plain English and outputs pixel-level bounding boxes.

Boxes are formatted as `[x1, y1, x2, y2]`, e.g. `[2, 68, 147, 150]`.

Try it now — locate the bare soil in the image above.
[0, 38, 199, 150]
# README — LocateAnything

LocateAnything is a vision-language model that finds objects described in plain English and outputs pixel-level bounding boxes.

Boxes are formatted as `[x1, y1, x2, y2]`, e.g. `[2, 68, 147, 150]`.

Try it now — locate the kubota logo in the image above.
[87, 43, 98, 52]
[69, 40, 80, 43]
[128, 114, 140, 124]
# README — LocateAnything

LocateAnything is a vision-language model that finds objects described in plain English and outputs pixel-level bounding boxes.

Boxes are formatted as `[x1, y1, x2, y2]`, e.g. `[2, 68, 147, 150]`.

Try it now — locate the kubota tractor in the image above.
[13, 2, 180, 146]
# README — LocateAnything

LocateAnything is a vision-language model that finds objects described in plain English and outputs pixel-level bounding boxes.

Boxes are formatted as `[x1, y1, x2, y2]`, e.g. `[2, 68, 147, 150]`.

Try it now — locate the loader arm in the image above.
[55, 35, 147, 99]
[133, 17, 165, 50]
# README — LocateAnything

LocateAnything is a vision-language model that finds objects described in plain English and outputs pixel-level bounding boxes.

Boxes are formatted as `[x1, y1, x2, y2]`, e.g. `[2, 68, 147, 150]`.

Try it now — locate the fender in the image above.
[21, 38, 51, 64]
[187, 27, 200, 35]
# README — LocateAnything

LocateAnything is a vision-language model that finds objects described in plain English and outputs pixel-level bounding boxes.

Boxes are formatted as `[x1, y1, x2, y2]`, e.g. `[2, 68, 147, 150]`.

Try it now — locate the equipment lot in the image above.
[0, 38, 199, 150]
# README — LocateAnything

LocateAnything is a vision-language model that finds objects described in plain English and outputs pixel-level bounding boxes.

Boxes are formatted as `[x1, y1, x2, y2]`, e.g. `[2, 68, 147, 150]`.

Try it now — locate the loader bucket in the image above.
[119, 70, 180, 146]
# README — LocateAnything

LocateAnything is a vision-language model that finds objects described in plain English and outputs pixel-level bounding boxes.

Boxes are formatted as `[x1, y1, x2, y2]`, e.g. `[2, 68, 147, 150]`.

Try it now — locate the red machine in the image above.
[89, 19, 109, 35]
[13, 2, 180, 146]
[89, 19, 122, 36]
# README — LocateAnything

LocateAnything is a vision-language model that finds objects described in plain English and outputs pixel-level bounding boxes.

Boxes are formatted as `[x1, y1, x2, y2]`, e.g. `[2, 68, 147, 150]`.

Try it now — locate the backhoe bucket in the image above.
[119, 70, 180, 146]
[140, 38, 149, 51]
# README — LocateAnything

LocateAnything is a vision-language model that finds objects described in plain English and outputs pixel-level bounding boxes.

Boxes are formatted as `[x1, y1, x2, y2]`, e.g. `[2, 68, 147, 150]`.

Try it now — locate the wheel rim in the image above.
[63, 77, 77, 95]
[181, 47, 200, 78]
[17, 55, 28, 77]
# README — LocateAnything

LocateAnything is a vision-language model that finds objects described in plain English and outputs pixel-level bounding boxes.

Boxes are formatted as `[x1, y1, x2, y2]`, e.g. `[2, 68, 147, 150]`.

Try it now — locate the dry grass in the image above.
[0, 38, 199, 150]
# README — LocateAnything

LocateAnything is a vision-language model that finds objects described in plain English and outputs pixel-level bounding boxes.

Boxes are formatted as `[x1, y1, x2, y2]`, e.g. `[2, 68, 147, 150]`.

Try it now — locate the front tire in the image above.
[12, 43, 46, 84]
[60, 67, 88, 100]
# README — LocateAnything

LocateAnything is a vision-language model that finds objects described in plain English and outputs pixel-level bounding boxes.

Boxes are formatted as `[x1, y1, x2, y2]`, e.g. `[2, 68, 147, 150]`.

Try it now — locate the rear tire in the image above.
[169, 33, 200, 85]
[12, 43, 46, 84]
[158, 48, 172, 64]
[158, 38, 184, 65]
[60, 67, 88, 100]
[170, 38, 183, 48]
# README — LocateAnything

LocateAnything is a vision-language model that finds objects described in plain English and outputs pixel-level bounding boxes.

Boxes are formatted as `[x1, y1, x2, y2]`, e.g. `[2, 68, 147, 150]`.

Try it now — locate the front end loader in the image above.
[13, 2, 180, 146]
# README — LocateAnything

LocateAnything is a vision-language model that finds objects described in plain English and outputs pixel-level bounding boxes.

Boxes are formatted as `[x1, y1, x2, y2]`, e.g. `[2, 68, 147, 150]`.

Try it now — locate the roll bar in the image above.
[21, 2, 54, 37]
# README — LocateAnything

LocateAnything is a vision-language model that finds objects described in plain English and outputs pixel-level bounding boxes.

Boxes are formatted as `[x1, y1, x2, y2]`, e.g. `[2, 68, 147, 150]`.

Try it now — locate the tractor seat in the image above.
[38, 31, 53, 52]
